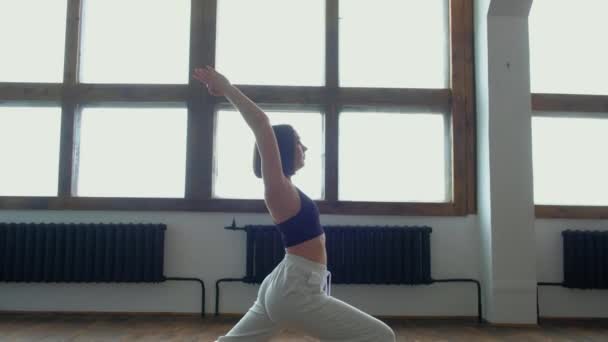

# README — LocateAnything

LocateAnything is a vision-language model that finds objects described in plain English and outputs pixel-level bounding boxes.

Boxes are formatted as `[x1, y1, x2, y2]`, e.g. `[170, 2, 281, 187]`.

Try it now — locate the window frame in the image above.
[532, 96, 608, 219]
[529, 0, 608, 219]
[0, 0, 476, 216]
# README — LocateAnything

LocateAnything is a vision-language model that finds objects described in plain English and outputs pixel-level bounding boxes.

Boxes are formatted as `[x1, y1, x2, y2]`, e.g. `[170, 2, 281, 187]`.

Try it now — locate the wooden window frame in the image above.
[530, 0, 608, 219]
[0, 0, 476, 216]
[532, 95, 608, 219]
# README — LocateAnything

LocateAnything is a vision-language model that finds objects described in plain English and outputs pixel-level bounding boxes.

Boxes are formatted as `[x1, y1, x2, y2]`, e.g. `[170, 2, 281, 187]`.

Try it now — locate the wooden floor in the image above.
[0, 313, 607, 341]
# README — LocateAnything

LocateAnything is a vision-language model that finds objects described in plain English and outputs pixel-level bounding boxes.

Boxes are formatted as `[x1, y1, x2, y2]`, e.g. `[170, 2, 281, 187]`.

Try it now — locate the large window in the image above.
[339, 1, 448, 89]
[80, 0, 191, 84]
[529, 0, 608, 95]
[530, 0, 608, 218]
[532, 116, 608, 207]
[0, 0, 475, 216]
[0, 107, 62, 196]
[0, 0, 68, 83]
[339, 110, 449, 202]
[77, 107, 187, 198]
[216, 0, 325, 86]
[214, 109, 323, 200]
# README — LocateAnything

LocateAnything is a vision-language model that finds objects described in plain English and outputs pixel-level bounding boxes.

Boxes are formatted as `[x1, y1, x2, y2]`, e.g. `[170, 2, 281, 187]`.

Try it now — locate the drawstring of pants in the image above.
[323, 271, 332, 296]
[306, 268, 332, 296]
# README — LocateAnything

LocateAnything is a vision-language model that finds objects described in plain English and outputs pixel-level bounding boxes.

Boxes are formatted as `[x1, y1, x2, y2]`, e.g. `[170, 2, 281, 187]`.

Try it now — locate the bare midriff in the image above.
[285, 233, 327, 265]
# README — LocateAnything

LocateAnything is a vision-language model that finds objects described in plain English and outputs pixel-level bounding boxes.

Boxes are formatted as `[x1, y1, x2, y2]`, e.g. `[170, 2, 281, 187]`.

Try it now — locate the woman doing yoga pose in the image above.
[193, 66, 395, 342]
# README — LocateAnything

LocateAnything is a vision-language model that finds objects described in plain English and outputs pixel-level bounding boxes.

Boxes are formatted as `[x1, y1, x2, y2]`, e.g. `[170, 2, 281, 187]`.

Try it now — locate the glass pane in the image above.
[80, 0, 190, 84]
[216, 0, 324, 86]
[0, 107, 61, 196]
[77, 107, 187, 198]
[532, 116, 608, 206]
[529, 0, 608, 95]
[339, 110, 448, 202]
[214, 110, 323, 199]
[340, 0, 449, 88]
[0, 0, 67, 82]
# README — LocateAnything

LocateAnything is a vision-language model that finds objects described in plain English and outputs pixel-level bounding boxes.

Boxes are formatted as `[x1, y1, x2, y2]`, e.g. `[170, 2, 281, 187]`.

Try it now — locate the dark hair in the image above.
[253, 124, 296, 178]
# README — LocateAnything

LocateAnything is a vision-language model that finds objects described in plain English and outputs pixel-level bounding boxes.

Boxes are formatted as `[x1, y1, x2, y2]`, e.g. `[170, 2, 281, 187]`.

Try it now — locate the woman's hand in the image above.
[193, 66, 232, 96]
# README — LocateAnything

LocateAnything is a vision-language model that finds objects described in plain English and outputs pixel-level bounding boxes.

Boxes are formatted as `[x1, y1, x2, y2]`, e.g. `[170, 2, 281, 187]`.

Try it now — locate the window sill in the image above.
[536, 205, 608, 220]
[0, 197, 466, 216]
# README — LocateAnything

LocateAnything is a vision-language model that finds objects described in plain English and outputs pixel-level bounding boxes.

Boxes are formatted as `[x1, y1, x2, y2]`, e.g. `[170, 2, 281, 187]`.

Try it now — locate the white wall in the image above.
[0, 210, 480, 317]
[2, 212, 607, 318]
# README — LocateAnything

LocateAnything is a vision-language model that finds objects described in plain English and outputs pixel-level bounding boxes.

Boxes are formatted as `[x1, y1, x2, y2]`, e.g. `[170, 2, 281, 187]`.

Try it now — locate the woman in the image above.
[193, 66, 395, 342]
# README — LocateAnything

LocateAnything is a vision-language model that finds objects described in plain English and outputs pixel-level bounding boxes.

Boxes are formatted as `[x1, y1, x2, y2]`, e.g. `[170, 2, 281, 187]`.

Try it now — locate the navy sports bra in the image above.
[275, 188, 324, 247]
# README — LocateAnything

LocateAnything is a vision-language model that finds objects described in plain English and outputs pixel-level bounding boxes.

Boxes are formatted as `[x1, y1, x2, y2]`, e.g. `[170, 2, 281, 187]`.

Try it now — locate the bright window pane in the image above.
[214, 110, 323, 199]
[77, 107, 187, 198]
[0, 0, 67, 82]
[339, 111, 448, 202]
[216, 0, 324, 86]
[530, 0, 608, 95]
[532, 116, 608, 206]
[340, 0, 449, 88]
[0, 107, 61, 196]
[80, 0, 190, 84]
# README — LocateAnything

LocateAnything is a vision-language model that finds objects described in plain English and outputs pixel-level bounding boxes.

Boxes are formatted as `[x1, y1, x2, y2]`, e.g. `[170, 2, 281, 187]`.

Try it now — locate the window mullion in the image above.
[186, 0, 217, 200]
[449, 0, 468, 214]
[58, 0, 83, 197]
[532, 94, 608, 114]
[462, 0, 476, 214]
[324, 0, 339, 202]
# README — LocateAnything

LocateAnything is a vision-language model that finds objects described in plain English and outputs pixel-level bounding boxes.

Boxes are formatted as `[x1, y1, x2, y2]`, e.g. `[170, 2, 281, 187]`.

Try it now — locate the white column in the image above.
[475, 0, 537, 324]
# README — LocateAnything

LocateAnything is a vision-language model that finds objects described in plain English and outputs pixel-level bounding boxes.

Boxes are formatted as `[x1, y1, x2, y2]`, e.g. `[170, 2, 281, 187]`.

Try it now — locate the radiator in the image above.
[562, 230, 608, 289]
[537, 230, 608, 321]
[244, 225, 285, 283]
[0, 223, 165, 282]
[0, 222, 205, 316]
[326, 226, 432, 285]
[218, 222, 481, 321]
[242, 225, 432, 285]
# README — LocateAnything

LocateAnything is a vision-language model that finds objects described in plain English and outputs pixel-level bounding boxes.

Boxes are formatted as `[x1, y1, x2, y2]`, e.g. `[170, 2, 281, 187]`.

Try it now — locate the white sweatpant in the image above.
[216, 253, 396, 342]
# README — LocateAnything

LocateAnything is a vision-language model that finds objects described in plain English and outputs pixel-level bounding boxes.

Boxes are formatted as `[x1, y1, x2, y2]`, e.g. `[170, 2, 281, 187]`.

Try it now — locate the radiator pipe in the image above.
[431, 278, 482, 323]
[225, 218, 246, 231]
[216, 277, 483, 322]
[536, 281, 564, 323]
[222, 221, 483, 323]
[164, 277, 206, 317]
[216, 278, 247, 316]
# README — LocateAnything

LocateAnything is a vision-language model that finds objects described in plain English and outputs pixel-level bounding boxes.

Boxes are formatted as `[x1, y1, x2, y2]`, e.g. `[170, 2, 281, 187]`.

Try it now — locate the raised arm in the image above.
[193, 66, 289, 194]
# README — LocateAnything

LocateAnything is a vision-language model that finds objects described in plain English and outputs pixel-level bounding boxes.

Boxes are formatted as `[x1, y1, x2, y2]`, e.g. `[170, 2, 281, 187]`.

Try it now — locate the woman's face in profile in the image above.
[293, 130, 307, 172]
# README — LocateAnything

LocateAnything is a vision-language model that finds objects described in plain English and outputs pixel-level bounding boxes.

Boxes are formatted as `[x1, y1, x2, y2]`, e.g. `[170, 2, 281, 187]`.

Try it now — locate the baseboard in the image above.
[219, 313, 480, 321]
[539, 316, 608, 322]
[485, 322, 538, 328]
[3, 311, 606, 324]
[0, 310, 200, 317]
[377, 315, 479, 321]
[0, 311, 476, 321]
